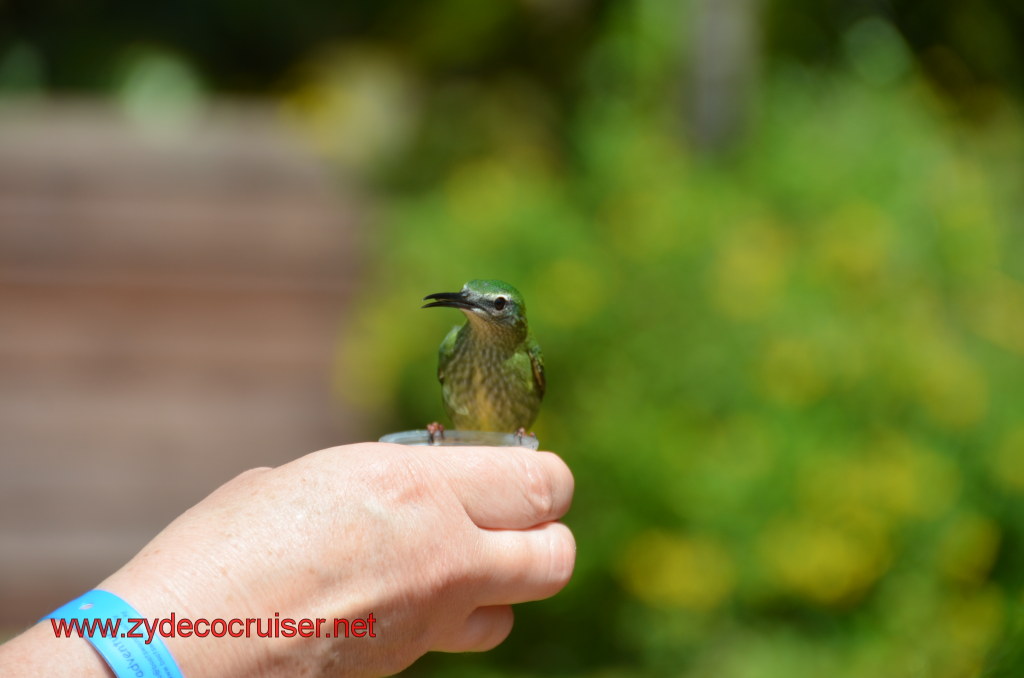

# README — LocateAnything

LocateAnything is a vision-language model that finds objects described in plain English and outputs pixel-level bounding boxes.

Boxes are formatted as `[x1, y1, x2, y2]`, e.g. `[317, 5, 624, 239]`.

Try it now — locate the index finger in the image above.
[437, 447, 574, 530]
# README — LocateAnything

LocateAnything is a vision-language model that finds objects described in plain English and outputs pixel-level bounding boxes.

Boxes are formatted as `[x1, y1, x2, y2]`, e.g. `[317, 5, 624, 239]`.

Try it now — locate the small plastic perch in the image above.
[379, 430, 540, 449]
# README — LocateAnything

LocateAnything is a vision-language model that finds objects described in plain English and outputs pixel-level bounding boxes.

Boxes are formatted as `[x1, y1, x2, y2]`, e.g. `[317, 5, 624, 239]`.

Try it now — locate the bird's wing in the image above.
[437, 325, 460, 384]
[528, 339, 546, 399]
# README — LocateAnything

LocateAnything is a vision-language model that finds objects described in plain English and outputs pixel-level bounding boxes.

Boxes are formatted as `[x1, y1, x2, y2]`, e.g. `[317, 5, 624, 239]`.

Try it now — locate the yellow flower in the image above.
[759, 517, 889, 606]
[710, 221, 789, 320]
[938, 513, 1001, 584]
[757, 337, 827, 407]
[620, 530, 735, 613]
[990, 426, 1024, 492]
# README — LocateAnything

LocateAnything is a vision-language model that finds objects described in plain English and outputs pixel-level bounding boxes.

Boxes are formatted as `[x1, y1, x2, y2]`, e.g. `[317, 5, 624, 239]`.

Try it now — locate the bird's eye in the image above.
[493, 297, 507, 311]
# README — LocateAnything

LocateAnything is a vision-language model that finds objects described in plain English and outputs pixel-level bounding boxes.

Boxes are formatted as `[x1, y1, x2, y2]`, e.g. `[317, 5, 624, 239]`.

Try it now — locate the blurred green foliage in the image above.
[4, 0, 1024, 110]
[333, 4, 1024, 677]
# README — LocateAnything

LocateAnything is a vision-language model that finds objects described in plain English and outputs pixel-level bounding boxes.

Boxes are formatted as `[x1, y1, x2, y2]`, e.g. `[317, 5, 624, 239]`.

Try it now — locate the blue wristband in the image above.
[43, 589, 185, 678]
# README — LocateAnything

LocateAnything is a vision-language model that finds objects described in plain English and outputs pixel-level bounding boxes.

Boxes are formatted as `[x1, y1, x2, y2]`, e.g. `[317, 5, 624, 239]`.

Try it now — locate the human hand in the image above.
[94, 442, 575, 677]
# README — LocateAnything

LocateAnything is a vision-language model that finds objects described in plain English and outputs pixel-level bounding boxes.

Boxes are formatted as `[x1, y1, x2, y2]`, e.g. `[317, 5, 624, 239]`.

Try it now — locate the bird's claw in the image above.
[513, 427, 536, 445]
[426, 422, 445, 445]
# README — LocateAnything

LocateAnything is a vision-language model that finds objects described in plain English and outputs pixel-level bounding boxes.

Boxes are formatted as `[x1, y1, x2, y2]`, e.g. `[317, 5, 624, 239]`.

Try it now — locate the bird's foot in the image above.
[426, 422, 445, 445]
[513, 427, 537, 445]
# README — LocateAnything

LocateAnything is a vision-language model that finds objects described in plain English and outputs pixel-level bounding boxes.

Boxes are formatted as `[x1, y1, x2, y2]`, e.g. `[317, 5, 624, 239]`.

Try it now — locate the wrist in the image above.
[99, 566, 258, 678]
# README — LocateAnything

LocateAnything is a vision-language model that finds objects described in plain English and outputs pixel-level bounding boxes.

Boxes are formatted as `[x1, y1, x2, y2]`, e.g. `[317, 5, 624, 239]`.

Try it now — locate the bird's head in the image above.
[423, 279, 527, 330]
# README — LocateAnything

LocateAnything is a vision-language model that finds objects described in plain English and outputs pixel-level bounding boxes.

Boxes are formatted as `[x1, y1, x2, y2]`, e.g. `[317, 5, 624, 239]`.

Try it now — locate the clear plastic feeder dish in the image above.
[379, 429, 539, 450]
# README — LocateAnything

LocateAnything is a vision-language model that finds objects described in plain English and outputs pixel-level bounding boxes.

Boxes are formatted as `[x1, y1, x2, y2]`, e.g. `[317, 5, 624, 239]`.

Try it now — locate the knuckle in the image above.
[235, 466, 272, 481]
[219, 466, 272, 493]
[520, 457, 556, 519]
[546, 524, 577, 587]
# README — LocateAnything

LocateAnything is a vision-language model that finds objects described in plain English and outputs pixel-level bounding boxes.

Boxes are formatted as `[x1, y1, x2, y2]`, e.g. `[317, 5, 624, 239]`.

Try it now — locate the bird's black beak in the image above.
[422, 290, 473, 310]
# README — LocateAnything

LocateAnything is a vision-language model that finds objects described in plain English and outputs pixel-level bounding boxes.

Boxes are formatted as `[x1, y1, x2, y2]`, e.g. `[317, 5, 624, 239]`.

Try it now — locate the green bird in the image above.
[422, 279, 545, 433]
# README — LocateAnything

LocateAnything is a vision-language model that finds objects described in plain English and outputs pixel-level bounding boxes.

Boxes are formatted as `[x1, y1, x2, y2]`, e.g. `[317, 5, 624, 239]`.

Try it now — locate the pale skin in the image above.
[0, 443, 576, 677]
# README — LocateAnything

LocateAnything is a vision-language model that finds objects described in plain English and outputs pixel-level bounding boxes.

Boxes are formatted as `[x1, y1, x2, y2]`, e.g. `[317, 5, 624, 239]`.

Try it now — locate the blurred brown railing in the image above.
[0, 100, 365, 629]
